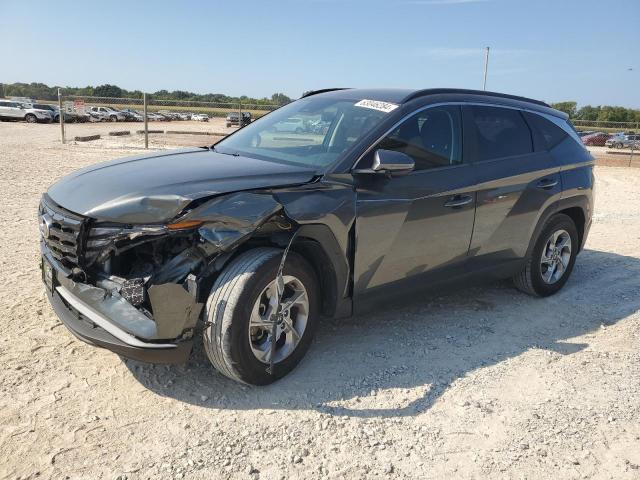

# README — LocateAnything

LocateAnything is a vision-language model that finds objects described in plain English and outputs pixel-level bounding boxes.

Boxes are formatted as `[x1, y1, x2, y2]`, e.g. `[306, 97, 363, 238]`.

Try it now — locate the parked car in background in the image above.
[146, 112, 165, 121]
[577, 131, 595, 137]
[88, 106, 127, 122]
[123, 109, 144, 122]
[582, 132, 611, 146]
[39, 88, 593, 385]
[605, 133, 640, 149]
[158, 111, 181, 120]
[30, 104, 77, 123]
[0, 100, 52, 123]
[192, 113, 209, 122]
[178, 112, 192, 121]
[226, 111, 252, 127]
[116, 109, 142, 122]
[271, 117, 306, 133]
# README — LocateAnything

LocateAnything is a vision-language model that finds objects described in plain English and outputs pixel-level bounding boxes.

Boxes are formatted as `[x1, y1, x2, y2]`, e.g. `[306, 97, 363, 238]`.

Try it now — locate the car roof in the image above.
[303, 87, 566, 119]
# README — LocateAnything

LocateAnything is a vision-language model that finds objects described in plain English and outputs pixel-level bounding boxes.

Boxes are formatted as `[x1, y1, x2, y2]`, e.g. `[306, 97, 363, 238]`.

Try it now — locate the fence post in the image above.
[143, 92, 148, 149]
[239, 101, 242, 125]
[58, 88, 65, 144]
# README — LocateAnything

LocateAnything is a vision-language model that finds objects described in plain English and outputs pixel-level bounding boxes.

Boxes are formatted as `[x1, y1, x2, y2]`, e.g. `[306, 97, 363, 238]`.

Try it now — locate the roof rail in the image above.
[301, 88, 351, 98]
[403, 88, 549, 108]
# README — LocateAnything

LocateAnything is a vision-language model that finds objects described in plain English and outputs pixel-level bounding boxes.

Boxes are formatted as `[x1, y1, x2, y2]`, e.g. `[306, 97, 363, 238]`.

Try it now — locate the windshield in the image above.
[214, 96, 393, 170]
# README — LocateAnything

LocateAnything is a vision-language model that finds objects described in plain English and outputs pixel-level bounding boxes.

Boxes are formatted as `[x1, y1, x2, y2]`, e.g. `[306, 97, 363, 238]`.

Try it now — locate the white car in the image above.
[89, 106, 127, 122]
[272, 117, 305, 133]
[0, 100, 52, 123]
[192, 113, 209, 122]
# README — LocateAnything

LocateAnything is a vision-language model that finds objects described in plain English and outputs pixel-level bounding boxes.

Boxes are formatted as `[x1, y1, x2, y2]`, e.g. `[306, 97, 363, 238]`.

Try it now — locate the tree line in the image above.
[550, 101, 640, 124]
[1, 83, 638, 122]
[0, 82, 293, 106]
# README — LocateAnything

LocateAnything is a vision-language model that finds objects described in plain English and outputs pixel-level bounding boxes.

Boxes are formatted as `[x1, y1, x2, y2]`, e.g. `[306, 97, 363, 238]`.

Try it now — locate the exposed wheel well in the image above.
[558, 207, 585, 250]
[292, 238, 339, 317]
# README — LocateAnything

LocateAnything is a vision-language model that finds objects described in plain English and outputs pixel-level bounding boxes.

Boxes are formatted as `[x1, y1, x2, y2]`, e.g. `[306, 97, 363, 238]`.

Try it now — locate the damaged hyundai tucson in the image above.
[40, 88, 594, 385]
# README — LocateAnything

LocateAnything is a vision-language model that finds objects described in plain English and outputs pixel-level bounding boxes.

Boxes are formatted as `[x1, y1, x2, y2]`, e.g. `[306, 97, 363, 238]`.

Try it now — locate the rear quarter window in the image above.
[523, 112, 569, 151]
[468, 105, 533, 161]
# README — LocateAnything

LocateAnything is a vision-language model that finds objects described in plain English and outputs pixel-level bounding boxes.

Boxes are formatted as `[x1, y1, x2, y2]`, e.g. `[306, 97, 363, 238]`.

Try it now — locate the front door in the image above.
[353, 105, 476, 298]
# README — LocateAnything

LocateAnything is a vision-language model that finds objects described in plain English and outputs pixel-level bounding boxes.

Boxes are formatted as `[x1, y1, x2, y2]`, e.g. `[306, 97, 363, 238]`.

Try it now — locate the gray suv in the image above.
[40, 88, 594, 385]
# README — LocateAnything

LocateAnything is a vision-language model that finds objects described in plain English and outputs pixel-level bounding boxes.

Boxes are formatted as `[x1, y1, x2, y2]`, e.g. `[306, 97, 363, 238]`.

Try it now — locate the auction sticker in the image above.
[354, 99, 399, 113]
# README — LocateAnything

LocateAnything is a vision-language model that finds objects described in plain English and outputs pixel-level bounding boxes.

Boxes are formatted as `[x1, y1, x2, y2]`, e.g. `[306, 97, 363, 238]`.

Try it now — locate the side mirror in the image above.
[353, 149, 414, 176]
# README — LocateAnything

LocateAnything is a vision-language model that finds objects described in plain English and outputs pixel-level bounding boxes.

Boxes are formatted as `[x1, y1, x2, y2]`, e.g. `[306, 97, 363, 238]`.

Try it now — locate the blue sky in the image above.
[1, 0, 638, 107]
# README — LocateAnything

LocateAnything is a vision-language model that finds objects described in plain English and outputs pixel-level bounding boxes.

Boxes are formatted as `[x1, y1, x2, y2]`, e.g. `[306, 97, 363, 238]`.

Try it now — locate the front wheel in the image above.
[513, 214, 578, 297]
[203, 248, 319, 385]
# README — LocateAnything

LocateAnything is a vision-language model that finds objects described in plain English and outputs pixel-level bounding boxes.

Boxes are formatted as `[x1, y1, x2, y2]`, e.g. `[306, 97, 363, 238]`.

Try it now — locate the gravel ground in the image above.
[1, 121, 639, 480]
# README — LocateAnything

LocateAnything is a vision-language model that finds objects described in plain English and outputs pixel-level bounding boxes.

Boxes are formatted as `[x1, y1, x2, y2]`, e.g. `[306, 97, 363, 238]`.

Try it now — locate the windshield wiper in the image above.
[211, 146, 240, 157]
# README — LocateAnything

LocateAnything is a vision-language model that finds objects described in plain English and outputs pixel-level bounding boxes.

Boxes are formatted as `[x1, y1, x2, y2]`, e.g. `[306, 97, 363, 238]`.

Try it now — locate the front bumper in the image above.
[42, 250, 193, 364]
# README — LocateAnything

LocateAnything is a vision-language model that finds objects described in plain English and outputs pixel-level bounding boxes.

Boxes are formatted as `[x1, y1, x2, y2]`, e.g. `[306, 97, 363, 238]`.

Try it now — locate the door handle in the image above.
[536, 178, 559, 190]
[444, 195, 473, 208]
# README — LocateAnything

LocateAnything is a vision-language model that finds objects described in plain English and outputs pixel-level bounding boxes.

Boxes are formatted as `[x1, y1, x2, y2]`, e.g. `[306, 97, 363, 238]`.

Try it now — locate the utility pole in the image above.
[483, 46, 490, 91]
[143, 92, 148, 149]
[58, 88, 65, 144]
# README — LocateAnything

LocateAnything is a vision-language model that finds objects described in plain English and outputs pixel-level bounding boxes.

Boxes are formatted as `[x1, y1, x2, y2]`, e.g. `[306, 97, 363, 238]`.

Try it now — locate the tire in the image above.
[513, 214, 578, 297]
[25, 114, 37, 124]
[203, 248, 319, 385]
[110, 115, 118, 122]
[615, 143, 623, 149]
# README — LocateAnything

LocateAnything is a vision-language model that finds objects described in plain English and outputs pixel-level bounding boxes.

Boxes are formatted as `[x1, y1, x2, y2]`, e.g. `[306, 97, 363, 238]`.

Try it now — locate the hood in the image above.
[47, 148, 317, 224]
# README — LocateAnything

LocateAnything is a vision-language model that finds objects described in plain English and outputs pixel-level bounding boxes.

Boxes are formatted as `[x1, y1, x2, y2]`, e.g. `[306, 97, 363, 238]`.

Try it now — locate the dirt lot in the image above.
[1, 121, 639, 480]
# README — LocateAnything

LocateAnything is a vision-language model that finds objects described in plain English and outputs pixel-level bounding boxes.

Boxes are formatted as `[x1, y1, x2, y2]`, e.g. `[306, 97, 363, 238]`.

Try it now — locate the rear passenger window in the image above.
[377, 105, 463, 171]
[469, 106, 532, 161]
[523, 112, 568, 151]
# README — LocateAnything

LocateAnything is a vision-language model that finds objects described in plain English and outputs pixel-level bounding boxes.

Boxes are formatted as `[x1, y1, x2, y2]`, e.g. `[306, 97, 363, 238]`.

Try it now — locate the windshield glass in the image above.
[214, 96, 393, 170]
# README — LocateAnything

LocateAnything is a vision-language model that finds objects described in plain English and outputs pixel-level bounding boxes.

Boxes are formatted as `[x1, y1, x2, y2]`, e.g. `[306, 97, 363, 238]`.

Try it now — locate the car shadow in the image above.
[124, 249, 640, 418]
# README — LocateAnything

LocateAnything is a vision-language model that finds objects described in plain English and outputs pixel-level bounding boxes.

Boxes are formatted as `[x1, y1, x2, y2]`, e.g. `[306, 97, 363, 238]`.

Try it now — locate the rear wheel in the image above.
[25, 114, 37, 123]
[513, 214, 578, 297]
[110, 115, 118, 122]
[203, 248, 319, 385]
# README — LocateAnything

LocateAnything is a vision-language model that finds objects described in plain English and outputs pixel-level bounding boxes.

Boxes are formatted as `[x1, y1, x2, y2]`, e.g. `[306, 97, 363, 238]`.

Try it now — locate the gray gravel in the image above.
[1, 121, 639, 479]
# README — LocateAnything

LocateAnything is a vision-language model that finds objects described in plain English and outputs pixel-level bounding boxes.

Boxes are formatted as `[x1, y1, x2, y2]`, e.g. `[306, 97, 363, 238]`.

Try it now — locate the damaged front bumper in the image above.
[42, 248, 195, 364]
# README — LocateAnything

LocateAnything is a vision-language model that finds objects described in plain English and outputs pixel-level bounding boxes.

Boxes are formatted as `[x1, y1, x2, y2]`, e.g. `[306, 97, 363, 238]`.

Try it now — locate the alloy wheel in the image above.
[540, 229, 572, 284]
[248, 275, 309, 364]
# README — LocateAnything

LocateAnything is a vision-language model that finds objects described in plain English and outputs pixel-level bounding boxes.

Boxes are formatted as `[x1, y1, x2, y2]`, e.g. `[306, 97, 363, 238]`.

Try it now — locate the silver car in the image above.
[605, 134, 640, 149]
[88, 106, 127, 122]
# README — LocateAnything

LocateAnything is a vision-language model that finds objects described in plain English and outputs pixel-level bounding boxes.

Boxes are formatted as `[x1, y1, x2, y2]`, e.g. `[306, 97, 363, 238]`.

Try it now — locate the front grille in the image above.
[39, 195, 86, 269]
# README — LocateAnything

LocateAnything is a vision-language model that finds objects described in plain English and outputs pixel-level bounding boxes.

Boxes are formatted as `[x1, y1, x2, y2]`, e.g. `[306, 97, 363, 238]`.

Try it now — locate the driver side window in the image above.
[377, 105, 463, 171]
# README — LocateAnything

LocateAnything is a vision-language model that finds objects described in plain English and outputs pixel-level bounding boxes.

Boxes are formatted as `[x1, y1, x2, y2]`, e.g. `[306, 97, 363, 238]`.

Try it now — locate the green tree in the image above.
[550, 101, 577, 118]
[576, 105, 600, 121]
[93, 84, 123, 98]
[271, 93, 292, 105]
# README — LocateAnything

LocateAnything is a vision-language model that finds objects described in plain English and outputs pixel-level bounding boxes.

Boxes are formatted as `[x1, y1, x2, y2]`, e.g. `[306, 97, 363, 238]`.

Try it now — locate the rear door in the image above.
[465, 105, 562, 269]
[353, 104, 477, 296]
[0, 101, 24, 119]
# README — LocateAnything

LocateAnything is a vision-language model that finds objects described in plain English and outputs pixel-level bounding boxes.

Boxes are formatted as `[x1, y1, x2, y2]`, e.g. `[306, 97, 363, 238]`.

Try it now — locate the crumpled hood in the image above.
[47, 148, 317, 223]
